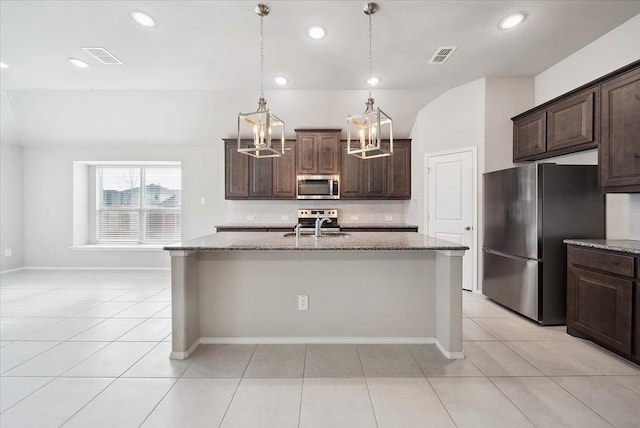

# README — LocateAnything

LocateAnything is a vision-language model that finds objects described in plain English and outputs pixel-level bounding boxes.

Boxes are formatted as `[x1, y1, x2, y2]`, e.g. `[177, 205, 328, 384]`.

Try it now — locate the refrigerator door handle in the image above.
[483, 247, 541, 263]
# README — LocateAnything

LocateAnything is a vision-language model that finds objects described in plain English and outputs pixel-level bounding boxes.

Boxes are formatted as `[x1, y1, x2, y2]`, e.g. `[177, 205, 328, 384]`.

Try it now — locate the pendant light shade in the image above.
[347, 2, 393, 159]
[237, 4, 285, 158]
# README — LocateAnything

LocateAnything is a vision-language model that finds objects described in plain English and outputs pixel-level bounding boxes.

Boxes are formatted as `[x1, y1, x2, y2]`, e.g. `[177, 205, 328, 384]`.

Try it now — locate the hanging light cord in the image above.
[368, 12, 372, 100]
[260, 13, 265, 100]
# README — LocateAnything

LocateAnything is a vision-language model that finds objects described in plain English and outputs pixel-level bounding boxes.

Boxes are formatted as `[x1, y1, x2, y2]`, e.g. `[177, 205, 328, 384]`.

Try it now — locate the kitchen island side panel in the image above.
[195, 250, 436, 339]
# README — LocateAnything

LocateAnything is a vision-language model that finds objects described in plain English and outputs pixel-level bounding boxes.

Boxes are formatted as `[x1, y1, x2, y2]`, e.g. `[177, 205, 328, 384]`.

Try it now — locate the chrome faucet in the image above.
[294, 223, 302, 239]
[315, 216, 332, 238]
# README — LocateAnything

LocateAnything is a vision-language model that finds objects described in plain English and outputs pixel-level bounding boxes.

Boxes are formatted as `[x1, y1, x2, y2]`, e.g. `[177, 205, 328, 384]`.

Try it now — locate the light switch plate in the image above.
[281, 215, 290, 221]
[385, 215, 393, 221]
[350, 215, 359, 221]
[246, 215, 255, 221]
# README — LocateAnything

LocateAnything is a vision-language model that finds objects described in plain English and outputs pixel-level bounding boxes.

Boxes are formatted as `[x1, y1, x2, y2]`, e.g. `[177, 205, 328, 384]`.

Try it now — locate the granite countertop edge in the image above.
[165, 231, 467, 252]
[564, 239, 640, 255]
[216, 223, 419, 229]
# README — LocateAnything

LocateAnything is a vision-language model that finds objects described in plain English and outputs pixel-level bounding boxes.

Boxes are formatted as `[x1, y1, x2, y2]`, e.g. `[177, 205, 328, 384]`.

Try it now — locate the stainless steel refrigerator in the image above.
[482, 164, 605, 325]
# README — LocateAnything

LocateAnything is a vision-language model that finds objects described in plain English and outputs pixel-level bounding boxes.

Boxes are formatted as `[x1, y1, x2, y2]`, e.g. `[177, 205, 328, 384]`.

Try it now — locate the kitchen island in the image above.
[164, 232, 468, 360]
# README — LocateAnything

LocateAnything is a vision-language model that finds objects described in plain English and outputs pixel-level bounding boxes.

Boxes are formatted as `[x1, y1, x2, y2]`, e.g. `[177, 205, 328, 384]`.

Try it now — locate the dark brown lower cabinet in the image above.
[567, 245, 638, 362]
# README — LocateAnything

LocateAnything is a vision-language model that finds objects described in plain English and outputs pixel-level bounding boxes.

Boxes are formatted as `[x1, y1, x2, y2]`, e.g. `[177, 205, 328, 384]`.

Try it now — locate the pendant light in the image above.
[347, 2, 393, 159]
[237, 4, 285, 158]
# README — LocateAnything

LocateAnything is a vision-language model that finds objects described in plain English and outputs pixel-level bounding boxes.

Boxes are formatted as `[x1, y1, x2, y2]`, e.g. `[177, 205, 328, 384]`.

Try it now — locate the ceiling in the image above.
[1, 1, 640, 145]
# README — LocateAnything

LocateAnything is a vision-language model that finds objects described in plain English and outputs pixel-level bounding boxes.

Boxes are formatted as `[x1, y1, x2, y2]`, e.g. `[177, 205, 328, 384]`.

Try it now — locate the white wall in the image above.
[407, 78, 486, 231]
[484, 78, 535, 173]
[23, 144, 224, 268]
[0, 143, 24, 271]
[534, 13, 640, 240]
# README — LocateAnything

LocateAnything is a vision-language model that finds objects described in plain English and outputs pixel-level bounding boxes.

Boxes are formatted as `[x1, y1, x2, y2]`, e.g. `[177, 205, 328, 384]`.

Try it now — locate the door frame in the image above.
[425, 146, 478, 292]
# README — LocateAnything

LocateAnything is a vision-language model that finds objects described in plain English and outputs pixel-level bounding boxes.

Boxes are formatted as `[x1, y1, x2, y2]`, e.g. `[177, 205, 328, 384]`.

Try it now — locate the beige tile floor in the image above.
[1, 269, 640, 427]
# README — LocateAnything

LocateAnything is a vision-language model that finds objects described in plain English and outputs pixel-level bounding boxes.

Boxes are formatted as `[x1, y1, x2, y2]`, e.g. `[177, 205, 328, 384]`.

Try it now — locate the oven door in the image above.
[297, 175, 340, 199]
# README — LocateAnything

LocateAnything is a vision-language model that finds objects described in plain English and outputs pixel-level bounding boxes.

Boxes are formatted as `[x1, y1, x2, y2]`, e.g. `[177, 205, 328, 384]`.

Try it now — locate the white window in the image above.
[97, 165, 181, 244]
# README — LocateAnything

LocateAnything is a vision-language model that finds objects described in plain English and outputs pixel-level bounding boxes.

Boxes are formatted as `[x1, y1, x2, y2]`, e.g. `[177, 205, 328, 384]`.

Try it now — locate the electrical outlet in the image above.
[281, 215, 290, 221]
[200, 197, 206, 205]
[4, 248, 12, 257]
[297, 295, 309, 311]
[246, 215, 255, 221]
[385, 215, 393, 221]
[350, 215, 359, 221]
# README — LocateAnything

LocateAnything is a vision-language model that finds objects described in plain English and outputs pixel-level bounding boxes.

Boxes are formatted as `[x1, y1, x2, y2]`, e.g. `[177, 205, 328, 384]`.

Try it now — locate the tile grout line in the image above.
[485, 375, 538, 427]
[546, 376, 618, 427]
[406, 343, 460, 426]
[216, 344, 258, 428]
[356, 345, 380, 428]
[296, 344, 307, 428]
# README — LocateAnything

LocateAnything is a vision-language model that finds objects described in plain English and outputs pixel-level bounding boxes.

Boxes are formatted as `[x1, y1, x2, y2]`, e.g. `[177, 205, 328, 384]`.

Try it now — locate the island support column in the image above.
[435, 250, 465, 359]
[169, 251, 200, 359]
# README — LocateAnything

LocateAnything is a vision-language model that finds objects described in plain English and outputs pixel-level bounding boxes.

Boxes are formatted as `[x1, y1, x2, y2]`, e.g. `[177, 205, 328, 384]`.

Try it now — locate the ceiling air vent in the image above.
[81, 47, 123, 64]
[428, 46, 457, 64]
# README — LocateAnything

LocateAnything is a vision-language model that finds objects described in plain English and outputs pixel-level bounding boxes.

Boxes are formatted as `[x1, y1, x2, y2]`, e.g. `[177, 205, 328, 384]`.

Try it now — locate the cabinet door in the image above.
[363, 156, 386, 197]
[387, 140, 411, 199]
[513, 111, 546, 161]
[547, 87, 598, 153]
[340, 141, 363, 198]
[225, 140, 249, 199]
[296, 134, 317, 174]
[317, 134, 340, 174]
[249, 157, 273, 198]
[600, 66, 640, 192]
[273, 141, 296, 198]
[567, 265, 632, 354]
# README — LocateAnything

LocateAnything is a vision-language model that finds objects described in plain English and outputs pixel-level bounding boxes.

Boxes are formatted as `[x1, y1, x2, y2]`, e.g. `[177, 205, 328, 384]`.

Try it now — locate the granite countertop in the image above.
[165, 231, 468, 252]
[564, 239, 640, 255]
[339, 223, 418, 229]
[216, 223, 296, 229]
[216, 223, 419, 229]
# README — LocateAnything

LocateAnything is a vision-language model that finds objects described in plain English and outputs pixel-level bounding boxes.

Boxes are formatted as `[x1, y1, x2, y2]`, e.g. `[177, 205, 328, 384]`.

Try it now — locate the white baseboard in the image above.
[23, 266, 170, 271]
[169, 339, 200, 360]
[435, 339, 464, 359]
[199, 337, 437, 345]
[0, 267, 24, 274]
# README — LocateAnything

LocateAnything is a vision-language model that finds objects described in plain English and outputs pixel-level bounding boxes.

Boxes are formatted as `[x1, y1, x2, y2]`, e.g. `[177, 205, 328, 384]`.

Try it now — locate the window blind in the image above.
[97, 165, 181, 244]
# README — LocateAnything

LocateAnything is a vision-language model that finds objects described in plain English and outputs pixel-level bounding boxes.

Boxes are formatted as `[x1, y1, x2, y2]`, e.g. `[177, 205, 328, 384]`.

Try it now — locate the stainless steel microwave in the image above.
[296, 175, 340, 199]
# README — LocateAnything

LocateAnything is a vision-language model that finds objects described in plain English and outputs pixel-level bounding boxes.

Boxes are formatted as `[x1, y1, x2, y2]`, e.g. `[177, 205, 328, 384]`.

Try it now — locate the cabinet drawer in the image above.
[567, 246, 634, 277]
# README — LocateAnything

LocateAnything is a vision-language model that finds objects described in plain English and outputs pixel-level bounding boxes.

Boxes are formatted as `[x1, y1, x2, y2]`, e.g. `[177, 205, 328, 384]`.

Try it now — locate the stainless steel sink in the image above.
[282, 232, 351, 238]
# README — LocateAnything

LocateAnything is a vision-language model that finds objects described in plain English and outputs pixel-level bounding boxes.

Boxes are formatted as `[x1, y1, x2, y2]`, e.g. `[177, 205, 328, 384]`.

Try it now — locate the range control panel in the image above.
[297, 209, 338, 218]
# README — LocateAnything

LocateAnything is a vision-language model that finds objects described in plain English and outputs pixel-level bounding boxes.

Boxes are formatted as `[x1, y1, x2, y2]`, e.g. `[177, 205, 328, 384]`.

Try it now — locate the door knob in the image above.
[464, 226, 472, 231]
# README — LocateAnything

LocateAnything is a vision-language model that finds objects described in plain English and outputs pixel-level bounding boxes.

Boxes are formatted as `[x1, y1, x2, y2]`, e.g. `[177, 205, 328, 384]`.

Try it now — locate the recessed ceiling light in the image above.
[69, 58, 90, 68]
[307, 25, 326, 40]
[0, 62, 8, 69]
[366, 77, 380, 86]
[274, 76, 288, 85]
[131, 10, 156, 28]
[499, 12, 526, 30]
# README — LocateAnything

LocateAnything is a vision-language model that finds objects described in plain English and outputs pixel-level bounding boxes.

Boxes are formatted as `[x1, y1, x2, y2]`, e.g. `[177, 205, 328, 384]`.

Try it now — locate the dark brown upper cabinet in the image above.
[224, 139, 296, 200]
[339, 139, 411, 200]
[512, 60, 640, 193]
[513, 110, 547, 161]
[272, 141, 297, 198]
[225, 140, 250, 199]
[513, 86, 598, 162]
[600, 66, 640, 193]
[296, 130, 340, 175]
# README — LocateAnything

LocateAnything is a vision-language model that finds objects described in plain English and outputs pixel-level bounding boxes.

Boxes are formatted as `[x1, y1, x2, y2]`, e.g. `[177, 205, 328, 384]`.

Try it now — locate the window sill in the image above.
[71, 244, 167, 252]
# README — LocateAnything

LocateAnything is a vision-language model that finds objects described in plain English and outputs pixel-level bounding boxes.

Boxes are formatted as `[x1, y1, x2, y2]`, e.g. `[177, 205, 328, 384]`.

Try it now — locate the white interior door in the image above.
[426, 148, 476, 291]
